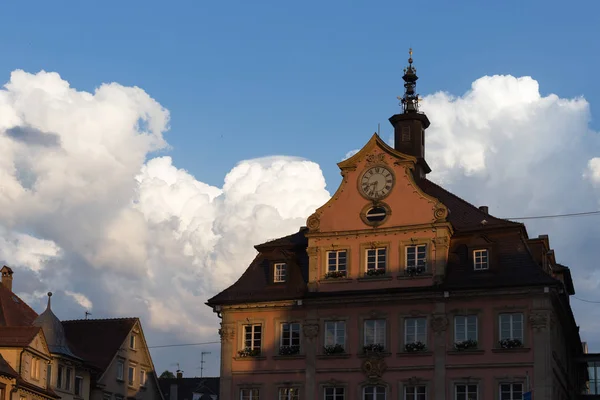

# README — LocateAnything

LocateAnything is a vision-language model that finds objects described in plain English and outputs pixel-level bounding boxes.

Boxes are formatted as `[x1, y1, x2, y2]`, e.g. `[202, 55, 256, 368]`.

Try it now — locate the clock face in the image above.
[359, 166, 394, 199]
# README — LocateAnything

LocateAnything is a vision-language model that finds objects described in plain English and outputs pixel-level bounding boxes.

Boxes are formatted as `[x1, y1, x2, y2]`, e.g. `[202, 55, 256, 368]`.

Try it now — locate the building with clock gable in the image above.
[207, 51, 587, 400]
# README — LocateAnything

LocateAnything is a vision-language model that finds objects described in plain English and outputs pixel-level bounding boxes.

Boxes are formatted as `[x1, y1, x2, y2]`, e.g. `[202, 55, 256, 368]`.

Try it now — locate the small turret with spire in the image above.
[389, 48, 431, 178]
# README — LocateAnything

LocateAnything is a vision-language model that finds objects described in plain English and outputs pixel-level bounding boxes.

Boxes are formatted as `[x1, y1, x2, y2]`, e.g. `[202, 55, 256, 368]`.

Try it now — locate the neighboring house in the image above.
[62, 318, 163, 400]
[0, 326, 59, 400]
[158, 375, 219, 400]
[33, 293, 91, 400]
[207, 52, 588, 399]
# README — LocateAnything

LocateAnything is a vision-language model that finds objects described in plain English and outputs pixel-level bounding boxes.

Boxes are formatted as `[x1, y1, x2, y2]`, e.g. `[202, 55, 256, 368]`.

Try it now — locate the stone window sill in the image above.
[273, 354, 305, 360]
[358, 352, 392, 358]
[317, 353, 351, 360]
[397, 273, 433, 280]
[396, 351, 433, 357]
[357, 275, 393, 282]
[447, 349, 485, 355]
[234, 356, 267, 361]
[319, 278, 353, 284]
[491, 347, 530, 353]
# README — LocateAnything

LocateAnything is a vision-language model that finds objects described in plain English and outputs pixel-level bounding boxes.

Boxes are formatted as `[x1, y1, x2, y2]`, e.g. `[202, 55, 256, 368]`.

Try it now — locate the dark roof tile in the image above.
[0, 326, 42, 347]
[158, 377, 220, 400]
[0, 284, 39, 327]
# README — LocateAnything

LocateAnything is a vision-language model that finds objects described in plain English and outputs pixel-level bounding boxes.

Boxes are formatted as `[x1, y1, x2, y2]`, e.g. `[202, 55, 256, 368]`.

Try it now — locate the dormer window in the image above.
[473, 249, 489, 270]
[274, 263, 287, 283]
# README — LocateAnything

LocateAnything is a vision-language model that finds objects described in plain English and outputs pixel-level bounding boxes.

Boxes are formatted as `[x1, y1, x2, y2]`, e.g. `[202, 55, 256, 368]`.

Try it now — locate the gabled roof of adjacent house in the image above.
[0, 353, 17, 378]
[206, 176, 560, 306]
[158, 377, 220, 400]
[0, 326, 42, 347]
[0, 283, 39, 327]
[62, 318, 138, 372]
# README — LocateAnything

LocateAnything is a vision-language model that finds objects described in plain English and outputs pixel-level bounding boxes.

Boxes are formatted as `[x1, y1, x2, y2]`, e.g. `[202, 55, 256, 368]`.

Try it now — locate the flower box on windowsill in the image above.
[405, 265, 426, 277]
[365, 269, 386, 277]
[358, 270, 392, 282]
[278, 345, 300, 356]
[323, 344, 345, 355]
[363, 343, 385, 354]
[404, 341, 427, 353]
[325, 271, 347, 279]
[237, 348, 261, 358]
[499, 338, 523, 349]
[454, 339, 478, 351]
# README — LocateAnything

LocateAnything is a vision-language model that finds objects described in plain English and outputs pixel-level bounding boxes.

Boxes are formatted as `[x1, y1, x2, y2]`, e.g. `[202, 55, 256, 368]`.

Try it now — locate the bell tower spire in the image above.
[389, 48, 431, 178]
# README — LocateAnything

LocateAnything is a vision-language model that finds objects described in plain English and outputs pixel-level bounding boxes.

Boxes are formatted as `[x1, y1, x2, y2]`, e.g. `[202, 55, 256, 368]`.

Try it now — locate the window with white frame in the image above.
[363, 386, 386, 400]
[280, 322, 300, 354]
[243, 324, 262, 351]
[325, 387, 345, 400]
[140, 369, 147, 387]
[406, 244, 427, 269]
[404, 385, 426, 400]
[455, 384, 478, 400]
[327, 250, 347, 275]
[274, 263, 287, 282]
[366, 248, 386, 272]
[57, 365, 64, 388]
[454, 315, 478, 342]
[30, 357, 40, 380]
[116, 360, 124, 381]
[240, 388, 259, 400]
[129, 334, 136, 349]
[65, 367, 73, 391]
[364, 319, 386, 348]
[473, 249, 489, 270]
[47, 364, 52, 386]
[499, 313, 524, 341]
[405, 318, 427, 344]
[325, 321, 346, 348]
[499, 383, 523, 400]
[278, 388, 299, 400]
[75, 376, 83, 397]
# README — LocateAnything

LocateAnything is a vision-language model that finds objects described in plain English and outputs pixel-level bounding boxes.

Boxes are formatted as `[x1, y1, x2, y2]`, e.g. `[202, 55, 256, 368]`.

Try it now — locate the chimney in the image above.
[1, 266, 13, 291]
[176, 370, 183, 379]
[478, 206, 489, 214]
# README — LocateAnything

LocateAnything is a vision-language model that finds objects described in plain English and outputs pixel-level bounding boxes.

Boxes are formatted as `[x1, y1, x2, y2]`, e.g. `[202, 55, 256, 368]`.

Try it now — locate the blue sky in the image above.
[1, 0, 600, 377]
[2, 0, 598, 191]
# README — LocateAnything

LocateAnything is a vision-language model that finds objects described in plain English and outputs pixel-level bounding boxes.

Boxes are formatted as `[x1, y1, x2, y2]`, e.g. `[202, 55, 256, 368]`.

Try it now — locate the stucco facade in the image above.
[208, 54, 585, 400]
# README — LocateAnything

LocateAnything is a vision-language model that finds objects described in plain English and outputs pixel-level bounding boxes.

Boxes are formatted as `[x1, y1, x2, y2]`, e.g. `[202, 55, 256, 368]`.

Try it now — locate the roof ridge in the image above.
[62, 317, 139, 323]
[422, 178, 520, 225]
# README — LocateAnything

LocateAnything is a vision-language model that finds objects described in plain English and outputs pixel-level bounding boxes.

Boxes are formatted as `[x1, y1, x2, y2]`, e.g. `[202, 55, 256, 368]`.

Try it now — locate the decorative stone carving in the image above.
[529, 312, 550, 332]
[218, 324, 235, 343]
[434, 206, 448, 221]
[407, 376, 423, 386]
[307, 213, 320, 231]
[307, 247, 319, 257]
[303, 324, 319, 339]
[431, 314, 449, 334]
[433, 236, 449, 246]
[365, 153, 387, 166]
[362, 354, 387, 381]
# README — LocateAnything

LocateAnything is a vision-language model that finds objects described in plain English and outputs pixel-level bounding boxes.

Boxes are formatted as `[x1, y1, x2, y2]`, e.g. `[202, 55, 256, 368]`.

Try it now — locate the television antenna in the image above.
[200, 352, 211, 378]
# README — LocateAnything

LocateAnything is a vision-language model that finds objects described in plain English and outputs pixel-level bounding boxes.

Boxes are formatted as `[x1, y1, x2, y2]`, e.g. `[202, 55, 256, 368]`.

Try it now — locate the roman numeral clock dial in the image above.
[359, 165, 395, 200]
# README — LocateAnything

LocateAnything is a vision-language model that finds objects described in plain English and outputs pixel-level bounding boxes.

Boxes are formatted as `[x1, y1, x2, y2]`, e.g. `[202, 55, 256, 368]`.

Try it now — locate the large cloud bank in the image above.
[1, 70, 599, 373]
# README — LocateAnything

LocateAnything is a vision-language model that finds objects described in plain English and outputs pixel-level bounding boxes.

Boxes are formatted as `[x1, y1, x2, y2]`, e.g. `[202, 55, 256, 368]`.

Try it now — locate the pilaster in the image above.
[431, 303, 447, 400]
[218, 316, 235, 400]
[530, 301, 554, 399]
[303, 312, 319, 399]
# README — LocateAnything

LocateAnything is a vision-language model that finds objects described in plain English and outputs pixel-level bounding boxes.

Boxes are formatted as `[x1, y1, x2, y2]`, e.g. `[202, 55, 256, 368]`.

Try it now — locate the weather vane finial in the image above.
[399, 48, 420, 114]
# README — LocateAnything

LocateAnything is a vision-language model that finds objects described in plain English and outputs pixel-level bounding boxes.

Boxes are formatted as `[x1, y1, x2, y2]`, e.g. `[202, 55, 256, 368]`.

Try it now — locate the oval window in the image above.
[365, 206, 387, 223]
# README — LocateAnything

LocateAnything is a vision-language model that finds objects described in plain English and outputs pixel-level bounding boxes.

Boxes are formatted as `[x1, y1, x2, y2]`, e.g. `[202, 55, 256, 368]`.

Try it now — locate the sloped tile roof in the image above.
[62, 318, 137, 372]
[0, 283, 39, 327]
[159, 377, 220, 400]
[0, 352, 17, 378]
[0, 326, 42, 347]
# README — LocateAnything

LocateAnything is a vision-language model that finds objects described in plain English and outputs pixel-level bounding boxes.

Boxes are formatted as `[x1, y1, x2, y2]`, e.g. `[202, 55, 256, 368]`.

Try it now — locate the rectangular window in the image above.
[364, 319, 386, 348]
[455, 384, 478, 400]
[499, 383, 523, 400]
[454, 315, 478, 342]
[274, 263, 287, 282]
[243, 324, 262, 351]
[280, 322, 300, 355]
[75, 376, 83, 397]
[240, 389, 259, 400]
[103, 393, 112, 400]
[406, 244, 427, 269]
[404, 385, 426, 400]
[327, 250, 347, 275]
[57, 365, 64, 388]
[325, 387, 345, 400]
[30, 357, 39, 380]
[405, 317, 427, 344]
[47, 364, 52, 386]
[363, 386, 386, 400]
[65, 367, 72, 391]
[366, 248, 386, 272]
[325, 321, 346, 347]
[116, 360, 124, 381]
[499, 313, 524, 341]
[278, 388, 299, 400]
[140, 370, 147, 387]
[128, 366, 135, 385]
[402, 126, 411, 142]
[129, 334, 136, 349]
[589, 361, 600, 394]
[473, 249, 489, 270]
